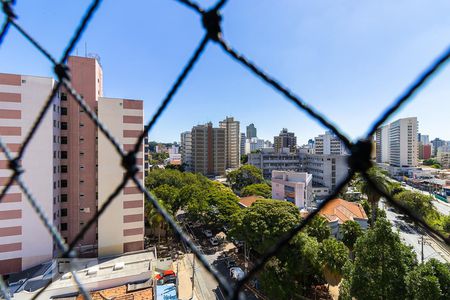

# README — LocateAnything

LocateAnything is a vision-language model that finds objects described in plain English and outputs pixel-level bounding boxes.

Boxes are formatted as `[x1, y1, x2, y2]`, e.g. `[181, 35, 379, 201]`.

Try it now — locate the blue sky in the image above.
[0, 0, 449, 144]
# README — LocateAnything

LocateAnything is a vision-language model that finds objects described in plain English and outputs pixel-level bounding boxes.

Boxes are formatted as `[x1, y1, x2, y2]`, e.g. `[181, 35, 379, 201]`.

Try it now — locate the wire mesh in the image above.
[0, 0, 449, 299]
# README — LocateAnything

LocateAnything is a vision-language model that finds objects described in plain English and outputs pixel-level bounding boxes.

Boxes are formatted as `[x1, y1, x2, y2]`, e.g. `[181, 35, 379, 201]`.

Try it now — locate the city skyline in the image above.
[0, 1, 449, 144]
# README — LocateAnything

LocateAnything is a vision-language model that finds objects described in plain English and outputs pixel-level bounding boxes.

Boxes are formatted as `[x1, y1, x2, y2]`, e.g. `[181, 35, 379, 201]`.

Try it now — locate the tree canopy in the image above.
[306, 215, 331, 242]
[227, 165, 265, 192]
[232, 199, 301, 254]
[350, 218, 417, 299]
[341, 220, 363, 250]
[241, 183, 272, 198]
[406, 259, 450, 300]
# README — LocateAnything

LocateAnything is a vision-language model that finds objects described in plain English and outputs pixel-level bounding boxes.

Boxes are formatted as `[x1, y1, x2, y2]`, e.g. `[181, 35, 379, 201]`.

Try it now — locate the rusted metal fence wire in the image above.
[0, 0, 449, 299]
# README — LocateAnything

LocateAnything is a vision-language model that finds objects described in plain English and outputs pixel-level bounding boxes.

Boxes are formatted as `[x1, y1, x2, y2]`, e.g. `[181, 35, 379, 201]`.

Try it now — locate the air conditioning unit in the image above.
[87, 266, 99, 276]
[113, 262, 125, 271]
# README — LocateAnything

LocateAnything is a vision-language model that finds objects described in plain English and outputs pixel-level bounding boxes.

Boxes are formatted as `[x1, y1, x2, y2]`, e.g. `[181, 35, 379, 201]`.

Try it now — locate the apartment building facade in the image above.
[274, 128, 297, 153]
[246, 123, 257, 139]
[219, 117, 240, 169]
[389, 117, 418, 167]
[376, 124, 390, 164]
[97, 97, 144, 256]
[314, 131, 348, 155]
[0, 73, 57, 274]
[180, 131, 192, 172]
[191, 123, 226, 176]
[0, 56, 145, 274]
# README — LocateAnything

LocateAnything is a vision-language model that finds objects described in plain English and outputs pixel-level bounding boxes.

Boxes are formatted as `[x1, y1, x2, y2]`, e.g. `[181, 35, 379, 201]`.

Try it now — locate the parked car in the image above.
[203, 229, 213, 238]
[230, 267, 245, 280]
[227, 259, 237, 269]
[209, 237, 219, 246]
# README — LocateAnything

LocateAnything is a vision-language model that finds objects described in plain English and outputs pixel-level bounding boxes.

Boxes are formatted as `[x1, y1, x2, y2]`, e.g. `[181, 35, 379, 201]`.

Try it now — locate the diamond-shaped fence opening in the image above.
[0, 0, 449, 299]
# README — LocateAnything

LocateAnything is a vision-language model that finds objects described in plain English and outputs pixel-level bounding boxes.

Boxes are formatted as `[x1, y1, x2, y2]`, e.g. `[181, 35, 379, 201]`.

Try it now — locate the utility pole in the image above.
[421, 235, 424, 263]
[191, 253, 196, 296]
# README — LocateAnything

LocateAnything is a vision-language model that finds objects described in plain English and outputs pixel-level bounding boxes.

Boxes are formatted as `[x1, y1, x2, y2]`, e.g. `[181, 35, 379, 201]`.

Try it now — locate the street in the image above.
[381, 200, 450, 264]
[180, 220, 260, 300]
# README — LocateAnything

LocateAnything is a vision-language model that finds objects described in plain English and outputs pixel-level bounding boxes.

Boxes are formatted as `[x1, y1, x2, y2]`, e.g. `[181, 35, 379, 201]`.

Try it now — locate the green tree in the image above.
[318, 238, 349, 281]
[232, 199, 301, 254]
[351, 218, 417, 299]
[306, 215, 331, 242]
[405, 259, 450, 300]
[356, 168, 390, 224]
[227, 165, 264, 192]
[241, 183, 271, 198]
[444, 215, 450, 233]
[260, 233, 322, 299]
[341, 220, 363, 251]
[394, 190, 437, 221]
[151, 184, 181, 215]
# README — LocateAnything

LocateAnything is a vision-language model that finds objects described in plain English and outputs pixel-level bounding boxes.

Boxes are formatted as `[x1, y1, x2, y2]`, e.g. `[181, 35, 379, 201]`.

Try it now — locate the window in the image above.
[53, 104, 56, 112]
[60, 208, 67, 217]
[53, 181, 56, 189]
[61, 136, 68, 144]
[61, 194, 68, 202]
[61, 93, 67, 101]
[61, 223, 68, 231]
[61, 151, 67, 159]
[61, 122, 68, 130]
[53, 151, 56, 159]
[61, 180, 67, 188]
[80, 122, 84, 127]
[61, 165, 68, 173]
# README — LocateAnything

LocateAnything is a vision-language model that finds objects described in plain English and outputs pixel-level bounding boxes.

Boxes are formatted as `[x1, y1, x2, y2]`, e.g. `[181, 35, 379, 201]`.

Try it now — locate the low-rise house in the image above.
[319, 198, 368, 239]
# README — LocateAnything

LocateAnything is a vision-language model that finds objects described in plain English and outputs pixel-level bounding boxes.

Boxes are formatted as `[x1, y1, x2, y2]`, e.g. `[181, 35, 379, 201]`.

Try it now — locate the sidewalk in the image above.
[175, 255, 193, 300]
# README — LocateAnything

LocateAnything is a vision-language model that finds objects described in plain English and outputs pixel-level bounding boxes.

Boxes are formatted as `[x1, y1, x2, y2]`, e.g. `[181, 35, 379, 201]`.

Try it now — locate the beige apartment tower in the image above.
[219, 116, 240, 169]
[191, 122, 225, 176]
[97, 98, 145, 256]
[0, 56, 145, 275]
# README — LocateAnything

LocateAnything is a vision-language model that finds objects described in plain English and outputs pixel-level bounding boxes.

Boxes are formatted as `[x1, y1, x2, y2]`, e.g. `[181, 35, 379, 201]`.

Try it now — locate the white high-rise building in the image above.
[314, 131, 348, 155]
[180, 131, 192, 171]
[376, 124, 390, 164]
[240, 133, 246, 158]
[388, 117, 418, 167]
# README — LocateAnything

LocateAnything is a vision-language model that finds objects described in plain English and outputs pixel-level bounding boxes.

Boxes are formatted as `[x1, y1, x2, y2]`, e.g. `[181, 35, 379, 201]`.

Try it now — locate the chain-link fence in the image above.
[0, 0, 449, 299]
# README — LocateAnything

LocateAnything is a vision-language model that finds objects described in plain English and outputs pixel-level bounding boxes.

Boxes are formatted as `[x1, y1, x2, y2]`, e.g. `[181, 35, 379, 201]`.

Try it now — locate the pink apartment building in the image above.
[0, 56, 145, 275]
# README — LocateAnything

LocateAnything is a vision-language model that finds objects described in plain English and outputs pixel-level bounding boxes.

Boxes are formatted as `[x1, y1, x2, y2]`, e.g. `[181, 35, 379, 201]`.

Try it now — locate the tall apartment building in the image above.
[61, 56, 102, 251]
[274, 128, 297, 153]
[144, 125, 150, 177]
[431, 138, 446, 156]
[240, 133, 246, 158]
[191, 123, 225, 176]
[314, 131, 348, 155]
[180, 131, 192, 171]
[418, 133, 429, 145]
[219, 117, 240, 169]
[246, 123, 257, 139]
[0, 73, 57, 274]
[389, 117, 418, 167]
[97, 98, 144, 256]
[0, 56, 145, 274]
[376, 124, 390, 164]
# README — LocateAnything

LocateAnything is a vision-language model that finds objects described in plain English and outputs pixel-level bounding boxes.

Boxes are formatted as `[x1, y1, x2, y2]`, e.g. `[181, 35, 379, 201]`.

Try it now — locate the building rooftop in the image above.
[8, 249, 157, 300]
[238, 195, 263, 208]
[319, 198, 368, 224]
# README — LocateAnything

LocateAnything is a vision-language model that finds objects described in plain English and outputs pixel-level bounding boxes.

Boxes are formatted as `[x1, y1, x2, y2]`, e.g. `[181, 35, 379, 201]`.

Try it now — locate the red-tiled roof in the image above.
[319, 198, 368, 224]
[239, 196, 263, 208]
[76, 285, 153, 300]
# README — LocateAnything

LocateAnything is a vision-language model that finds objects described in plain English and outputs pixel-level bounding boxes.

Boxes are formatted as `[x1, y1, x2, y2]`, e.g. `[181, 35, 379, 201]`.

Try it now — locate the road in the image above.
[387, 178, 450, 215]
[380, 200, 450, 264]
[181, 221, 259, 300]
